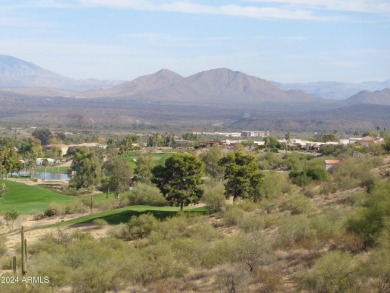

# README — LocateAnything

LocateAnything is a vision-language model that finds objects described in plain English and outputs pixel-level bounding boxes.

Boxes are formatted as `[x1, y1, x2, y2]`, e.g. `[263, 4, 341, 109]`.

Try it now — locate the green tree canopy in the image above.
[199, 146, 225, 180]
[134, 153, 156, 184]
[264, 136, 283, 150]
[32, 128, 52, 145]
[0, 144, 22, 178]
[219, 151, 263, 201]
[18, 137, 43, 161]
[70, 147, 101, 190]
[103, 159, 132, 199]
[152, 153, 204, 210]
[118, 136, 134, 155]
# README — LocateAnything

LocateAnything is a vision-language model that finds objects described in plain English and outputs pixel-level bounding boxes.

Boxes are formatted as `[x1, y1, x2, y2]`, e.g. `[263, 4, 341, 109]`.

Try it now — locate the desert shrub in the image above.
[44, 202, 65, 217]
[360, 174, 378, 193]
[237, 213, 265, 233]
[223, 206, 245, 226]
[331, 156, 384, 191]
[280, 193, 316, 215]
[92, 218, 108, 228]
[137, 243, 188, 283]
[301, 251, 357, 293]
[202, 182, 227, 213]
[289, 170, 312, 186]
[219, 267, 252, 293]
[257, 153, 286, 170]
[3, 210, 19, 231]
[235, 199, 258, 212]
[232, 233, 275, 273]
[107, 223, 130, 240]
[306, 167, 328, 181]
[28, 251, 72, 288]
[345, 192, 368, 207]
[148, 215, 190, 243]
[258, 171, 290, 199]
[290, 167, 327, 186]
[347, 181, 390, 246]
[93, 198, 117, 211]
[253, 268, 284, 292]
[359, 247, 390, 293]
[0, 279, 50, 293]
[172, 237, 210, 267]
[1, 258, 13, 270]
[66, 186, 95, 196]
[276, 214, 317, 249]
[0, 237, 6, 256]
[310, 207, 346, 241]
[127, 182, 167, 206]
[64, 200, 89, 214]
[148, 215, 217, 245]
[182, 220, 220, 241]
[202, 237, 239, 268]
[72, 266, 116, 293]
[127, 214, 159, 240]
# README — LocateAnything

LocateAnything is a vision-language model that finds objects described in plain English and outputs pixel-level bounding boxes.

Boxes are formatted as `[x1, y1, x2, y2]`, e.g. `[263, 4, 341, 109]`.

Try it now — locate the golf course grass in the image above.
[1, 180, 207, 231]
[0, 180, 75, 214]
[119, 152, 173, 170]
[35, 205, 206, 229]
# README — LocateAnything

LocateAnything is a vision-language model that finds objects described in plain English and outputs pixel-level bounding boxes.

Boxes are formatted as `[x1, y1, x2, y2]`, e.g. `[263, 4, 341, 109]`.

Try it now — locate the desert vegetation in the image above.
[0, 128, 389, 292]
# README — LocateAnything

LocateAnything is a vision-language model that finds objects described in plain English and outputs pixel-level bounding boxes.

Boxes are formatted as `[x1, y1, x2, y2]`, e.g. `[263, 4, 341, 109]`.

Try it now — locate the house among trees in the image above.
[349, 136, 384, 147]
[323, 160, 340, 171]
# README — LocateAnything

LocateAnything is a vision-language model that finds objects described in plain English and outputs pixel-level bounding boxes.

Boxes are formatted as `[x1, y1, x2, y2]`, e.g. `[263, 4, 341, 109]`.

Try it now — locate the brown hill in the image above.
[104, 68, 323, 105]
[83, 69, 183, 98]
[340, 88, 390, 106]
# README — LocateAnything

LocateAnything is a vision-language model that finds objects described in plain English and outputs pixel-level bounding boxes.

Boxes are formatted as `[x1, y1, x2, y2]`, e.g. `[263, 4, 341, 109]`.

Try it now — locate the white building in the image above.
[241, 131, 269, 138]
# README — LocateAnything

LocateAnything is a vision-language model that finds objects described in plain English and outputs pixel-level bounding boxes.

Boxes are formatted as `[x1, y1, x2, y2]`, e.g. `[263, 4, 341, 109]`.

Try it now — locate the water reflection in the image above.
[11, 171, 70, 181]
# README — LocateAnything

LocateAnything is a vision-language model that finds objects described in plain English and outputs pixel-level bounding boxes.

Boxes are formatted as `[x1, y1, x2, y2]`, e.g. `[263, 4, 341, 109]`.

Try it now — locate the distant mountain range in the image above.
[274, 80, 390, 100]
[340, 88, 390, 106]
[1, 54, 389, 107]
[0, 54, 389, 131]
[0, 54, 122, 91]
[86, 68, 323, 105]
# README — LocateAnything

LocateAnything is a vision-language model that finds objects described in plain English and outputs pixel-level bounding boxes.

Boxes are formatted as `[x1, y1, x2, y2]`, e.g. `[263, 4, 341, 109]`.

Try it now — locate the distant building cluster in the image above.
[241, 131, 270, 138]
[276, 136, 384, 151]
[192, 130, 269, 138]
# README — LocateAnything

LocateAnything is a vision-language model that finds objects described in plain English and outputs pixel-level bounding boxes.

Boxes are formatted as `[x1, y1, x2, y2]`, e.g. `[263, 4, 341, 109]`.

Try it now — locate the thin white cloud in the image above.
[51, 0, 321, 20]
[243, 0, 390, 15]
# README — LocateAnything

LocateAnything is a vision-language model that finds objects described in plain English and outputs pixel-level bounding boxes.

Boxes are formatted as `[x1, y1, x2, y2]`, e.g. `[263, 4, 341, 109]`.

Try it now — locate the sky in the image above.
[0, 0, 389, 83]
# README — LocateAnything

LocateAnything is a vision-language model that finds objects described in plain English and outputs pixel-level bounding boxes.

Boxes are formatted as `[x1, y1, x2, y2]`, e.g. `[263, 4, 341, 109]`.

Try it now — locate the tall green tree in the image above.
[152, 154, 204, 210]
[134, 153, 156, 184]
[199, 146, 225, 180]
[118, 136, 134, 155]
[264, 136, 283, 150]
[70, 148, 101, 190]
[18, 137, 43, 167]
[0, 145, 22, 178]
[103, 159, 132, 199]
[32, 128, 52, 145]
[219, 151, 263, 201]
[45, 146, 63, 162]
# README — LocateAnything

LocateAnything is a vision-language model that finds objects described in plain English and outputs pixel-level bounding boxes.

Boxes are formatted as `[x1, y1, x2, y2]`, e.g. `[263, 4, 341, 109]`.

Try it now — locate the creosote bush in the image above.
[276, 214, 317, 249]
[280, 193, 317, 215]
[301, 251, 357, 293]
[127, 182, 168, 206]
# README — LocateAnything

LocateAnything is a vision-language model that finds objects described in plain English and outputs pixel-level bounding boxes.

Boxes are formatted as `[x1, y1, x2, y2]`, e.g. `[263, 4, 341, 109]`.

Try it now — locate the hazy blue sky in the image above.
[1, 0, 389, 82]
